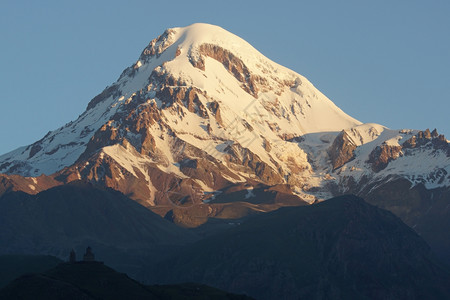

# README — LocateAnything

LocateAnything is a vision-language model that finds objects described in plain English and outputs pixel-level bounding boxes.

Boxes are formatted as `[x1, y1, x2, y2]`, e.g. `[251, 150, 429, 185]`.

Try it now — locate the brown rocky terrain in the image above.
[328, 130, 357, 170]
[366, 129, 450, 173]
[367, 142, 403, 172]
[0, 173, 60, 196]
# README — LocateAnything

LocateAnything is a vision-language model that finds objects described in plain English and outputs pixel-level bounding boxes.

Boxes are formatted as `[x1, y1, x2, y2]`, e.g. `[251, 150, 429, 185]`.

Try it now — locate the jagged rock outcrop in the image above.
[155, 86, 208, 117]
[366, 129, 449, 173]
[223, 142, 284, 185]
[207, 101, 224, 126]
[328, 130, 357, 170]
[86, 84, 121, 111]
[192, 44, 264, 97]
[368, 143, 403, 172]
[403, 129, 450, 156]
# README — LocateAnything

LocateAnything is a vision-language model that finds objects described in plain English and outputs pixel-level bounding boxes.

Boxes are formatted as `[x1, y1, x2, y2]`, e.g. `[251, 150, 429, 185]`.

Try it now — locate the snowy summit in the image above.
[0, 23, 448, 205]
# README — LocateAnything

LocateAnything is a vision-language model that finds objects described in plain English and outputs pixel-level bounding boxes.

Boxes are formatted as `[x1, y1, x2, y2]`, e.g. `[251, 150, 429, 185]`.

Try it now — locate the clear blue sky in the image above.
[1, 0, 449, 155]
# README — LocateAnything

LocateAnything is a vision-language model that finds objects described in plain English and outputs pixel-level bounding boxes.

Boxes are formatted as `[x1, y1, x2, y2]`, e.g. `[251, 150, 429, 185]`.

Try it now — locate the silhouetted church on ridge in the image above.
[68, 247, 100, 263]
[83, 246, 95, 262]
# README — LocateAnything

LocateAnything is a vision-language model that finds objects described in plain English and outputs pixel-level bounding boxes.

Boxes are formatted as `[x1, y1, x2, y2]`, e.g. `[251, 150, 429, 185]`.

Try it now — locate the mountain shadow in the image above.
[0, 255, 62, 288]
[155, 195, 450, 300]
[0, 181, 198, 278]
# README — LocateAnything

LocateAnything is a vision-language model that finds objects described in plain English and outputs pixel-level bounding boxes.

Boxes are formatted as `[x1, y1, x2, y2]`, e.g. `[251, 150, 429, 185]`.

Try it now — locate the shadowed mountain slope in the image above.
[155, 195, 450, 300]
[0, 255, 62, 288]
[0, 182, 198, 277]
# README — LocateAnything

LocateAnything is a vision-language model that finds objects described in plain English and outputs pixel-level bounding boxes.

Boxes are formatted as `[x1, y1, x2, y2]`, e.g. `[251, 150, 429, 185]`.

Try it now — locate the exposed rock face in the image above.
[207, 101, 224, 126]
[86, 84, 121, 111]
[28, 142, 43, 159]
[368, 143, 403, 172]
[223, 143, 284, 185]
[366, 129, 450, 173]
[57, 150, 188, 207]
[262, 137, 272, 152]
[0, 173, 60, 196]
[80, 91, 165, 162]
[138, 28, 177, 61]
[328, 130, 357, 170]
[403, 129, 450, 156]
[155, 86, 208, 117]
[193, 44, 263, 97]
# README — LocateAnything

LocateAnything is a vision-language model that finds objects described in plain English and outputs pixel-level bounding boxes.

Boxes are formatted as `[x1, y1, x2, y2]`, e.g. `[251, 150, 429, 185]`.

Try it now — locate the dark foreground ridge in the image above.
[0, 260, 253, 300]
[155, 195, 450, 300]
[0, 181, 198, 278]
[0, 255, 62, 288]
[1, 184, 450, 299]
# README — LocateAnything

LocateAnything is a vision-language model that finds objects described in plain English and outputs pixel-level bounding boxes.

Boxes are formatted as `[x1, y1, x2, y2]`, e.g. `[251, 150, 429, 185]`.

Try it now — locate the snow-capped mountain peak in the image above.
[0, 23, 448, 207]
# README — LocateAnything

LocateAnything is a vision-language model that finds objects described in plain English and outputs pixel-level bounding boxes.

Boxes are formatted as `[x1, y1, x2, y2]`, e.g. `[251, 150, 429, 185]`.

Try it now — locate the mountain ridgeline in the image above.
[0, 23, 449, 298]
[0, 182, 198, 278]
